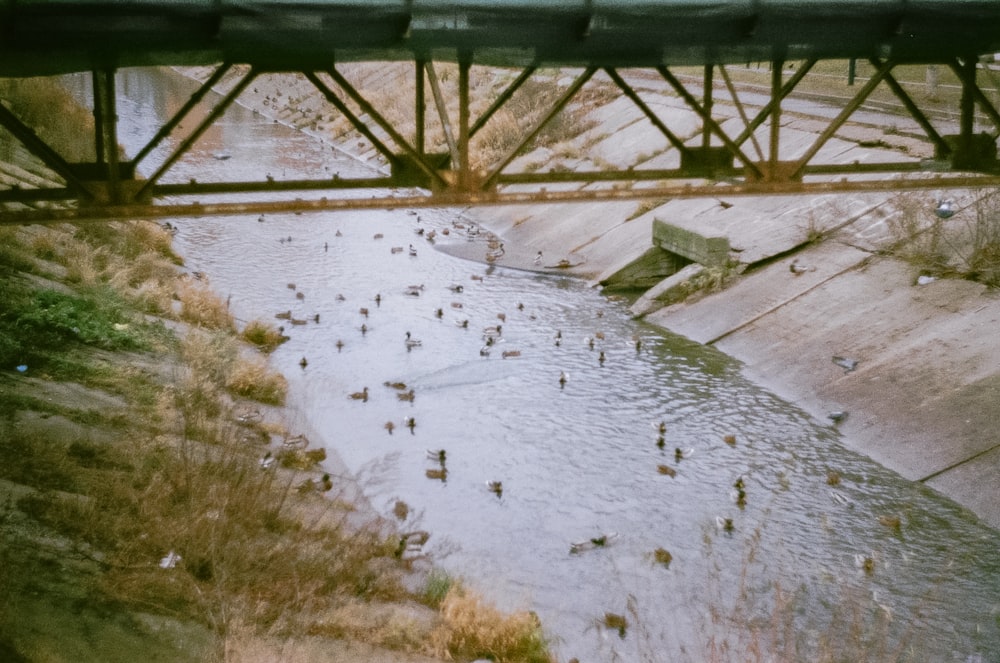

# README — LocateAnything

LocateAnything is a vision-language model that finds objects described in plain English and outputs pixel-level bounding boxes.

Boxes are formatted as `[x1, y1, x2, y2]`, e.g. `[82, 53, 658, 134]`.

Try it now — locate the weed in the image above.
[177, 279, 234, 331]
[429, 586, 553, 663]
[627, 197, 671, 221]
[226, 355, 288, 405]
[241, 319, 289, 352]
[422, 568, 454, 608]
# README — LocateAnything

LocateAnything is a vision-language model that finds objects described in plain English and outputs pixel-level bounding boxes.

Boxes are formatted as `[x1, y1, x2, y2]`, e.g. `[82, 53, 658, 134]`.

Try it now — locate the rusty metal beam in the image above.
[425, 62, 459, 168]
[132, 64, 233, 167]
[874, 59, 950, 156]
[948, 58, 1000, 138]
[719, 65, 764, 162]
[304, 71, 399, 167]
[790, 58, 896, 180]
[658, 65, 762, 179]
[604, 68, 692, 157]
[136, 67, 257, 198]
[734, 58, 816, 148]
[8, 173, 1000, 226]
[324, 65, 448, 188]
[482, 66, 596, 189]
[469, 66, 536, 139]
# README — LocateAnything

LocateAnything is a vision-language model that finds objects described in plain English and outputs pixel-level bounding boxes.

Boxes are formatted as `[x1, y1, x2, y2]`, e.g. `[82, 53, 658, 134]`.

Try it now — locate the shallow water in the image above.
[75, 68, 1000, 662]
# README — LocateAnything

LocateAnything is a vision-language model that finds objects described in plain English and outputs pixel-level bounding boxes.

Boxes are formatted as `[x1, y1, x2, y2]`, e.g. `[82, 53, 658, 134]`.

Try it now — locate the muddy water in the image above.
[70, 68, 1000, 662]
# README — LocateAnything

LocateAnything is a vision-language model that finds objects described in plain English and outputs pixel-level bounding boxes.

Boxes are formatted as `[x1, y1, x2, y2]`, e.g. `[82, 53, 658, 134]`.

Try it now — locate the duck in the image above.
[237, 408, 262, 425]
[426, 449, 446, 463]
[275, 310, 292, 320]
[425, 467, 448, 481]
[405, 416, 416, 433]
[319, 473, 333, 492]
[283, 434, 309, 449]
[723, 434, 737, 446]
[383, 381, 407, 390]
[854, 553, 875, 574]
[482, 325, 502, 338]
[259, 452, 275, 470]
[674, 447, 694, 461]
[286, 282, 296, 290]
[384, 421, 395, 435]
[373, 233, 384, 240]
[501, 349, 521, 359]
[654, 547, 672, 567]
[290, 318, 307, 326]
[374, 293, 381, 306]
[335, 339, 344, 352]
[409, 244, 418, 257]
[633, 334, 642, 352]
[349, 387, 369, 402]
[299, 356, 308, 368]
[559, 371, 568, 388]
[404, 332, 422, 350]
[456, 319, 469, 329]
[569, 532, 619, 554]
[598, 351, 606, 366]
[435, 308, 444, 318]
[296, 291, 305, 300]
[878, 514, 902, 530]
[360, 323, 369, 335]
[335, 293, 346, 302]
[404, 284, 424, 297]
[397, 389, 415, 402]
[656, 435, 665, 449]
[826, 470, 841, 486]
[657, 464, 677, 477]
[715, 516, 734, 532]
[391, 246, 404, 254]
[486, 480, 503, 497]
[448, 284, 464, 293]
[360, 307, 369, 318]
[395, 530, 431, 559]
[653, 421, 667, 435]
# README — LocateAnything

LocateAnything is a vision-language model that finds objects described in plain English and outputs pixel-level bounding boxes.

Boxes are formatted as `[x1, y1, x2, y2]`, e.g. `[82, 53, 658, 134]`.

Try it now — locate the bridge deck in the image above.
[3, 1, 1000, 75]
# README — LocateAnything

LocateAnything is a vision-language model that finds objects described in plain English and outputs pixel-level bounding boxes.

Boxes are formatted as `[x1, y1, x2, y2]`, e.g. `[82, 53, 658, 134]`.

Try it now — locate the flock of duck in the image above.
[251, 209, 896, 615]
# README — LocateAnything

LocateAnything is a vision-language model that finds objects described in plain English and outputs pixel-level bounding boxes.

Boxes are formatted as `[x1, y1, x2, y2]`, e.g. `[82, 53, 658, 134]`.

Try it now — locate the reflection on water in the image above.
[108, 68, 999, 661]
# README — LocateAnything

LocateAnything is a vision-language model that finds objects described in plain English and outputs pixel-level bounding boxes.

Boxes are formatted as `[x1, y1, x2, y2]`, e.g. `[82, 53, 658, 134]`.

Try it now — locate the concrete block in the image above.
[653, 219, 730, 266]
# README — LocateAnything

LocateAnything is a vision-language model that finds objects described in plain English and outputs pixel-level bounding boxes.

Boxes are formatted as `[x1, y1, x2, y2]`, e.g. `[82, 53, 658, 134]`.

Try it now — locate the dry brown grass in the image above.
[428, 586, 553, 663]
[177, 279, 235, 331]
[226, 355, 288, 405]
[241, 319, 289, 353]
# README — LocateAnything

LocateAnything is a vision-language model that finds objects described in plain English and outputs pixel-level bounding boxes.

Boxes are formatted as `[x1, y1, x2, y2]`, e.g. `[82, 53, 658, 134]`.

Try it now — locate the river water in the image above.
[68, 68, 1000, 662]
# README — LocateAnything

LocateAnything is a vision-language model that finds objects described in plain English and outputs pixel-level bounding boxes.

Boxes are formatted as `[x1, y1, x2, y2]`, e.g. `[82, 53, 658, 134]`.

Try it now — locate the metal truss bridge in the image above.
[4, 0, 1000, 222]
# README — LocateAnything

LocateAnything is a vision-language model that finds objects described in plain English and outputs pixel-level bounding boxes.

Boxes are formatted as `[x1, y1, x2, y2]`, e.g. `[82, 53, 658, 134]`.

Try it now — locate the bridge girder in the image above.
[3, 53, 1000, 223]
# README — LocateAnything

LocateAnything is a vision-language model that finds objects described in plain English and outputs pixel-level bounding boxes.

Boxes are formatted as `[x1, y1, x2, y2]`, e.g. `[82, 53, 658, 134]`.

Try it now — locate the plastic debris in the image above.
[159, 550, 182, 569]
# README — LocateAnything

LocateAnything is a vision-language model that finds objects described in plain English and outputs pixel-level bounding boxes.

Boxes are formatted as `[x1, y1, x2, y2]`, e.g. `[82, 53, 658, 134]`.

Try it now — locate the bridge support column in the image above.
[91, 68, 124, 204]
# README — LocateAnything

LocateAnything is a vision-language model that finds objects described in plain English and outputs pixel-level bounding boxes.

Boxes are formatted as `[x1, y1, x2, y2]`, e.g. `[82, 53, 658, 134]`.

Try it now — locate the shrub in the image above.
[226, 355, 288, 405]
[241, 319, 288, 353]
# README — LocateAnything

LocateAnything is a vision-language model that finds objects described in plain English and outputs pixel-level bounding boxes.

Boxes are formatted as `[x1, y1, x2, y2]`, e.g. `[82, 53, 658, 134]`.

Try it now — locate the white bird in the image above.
[934, 199, 956, 219]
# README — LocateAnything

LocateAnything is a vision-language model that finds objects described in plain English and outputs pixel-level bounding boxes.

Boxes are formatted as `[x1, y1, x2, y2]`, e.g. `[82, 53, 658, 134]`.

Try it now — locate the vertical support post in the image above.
[458, 57, 471, 189]
[93, 67, 123, 203]
[960, 56, 977, 153]
[415, 59, 425, 155]
[848, 58, 856, 86]
[702, 64, 713, 150]
[769, 56, 783, 179]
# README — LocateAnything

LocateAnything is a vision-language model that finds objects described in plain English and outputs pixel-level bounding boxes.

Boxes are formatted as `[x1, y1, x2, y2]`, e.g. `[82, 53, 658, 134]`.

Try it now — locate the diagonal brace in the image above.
[132, 63, 233, 167]
[137, 67, 257, 199]
[604, 68, 692, 158]
[470, 66, 537, 138]
[948, 58, 1000, 138]
[874, 59, 950, 155]
[483, 66, 596, 189]
[325, 66, 447, 188]
[0, 102, 93, 197]
[734, 59, 816, 148]
[791, 58, 895, 179]
[304, 71, 400, 168]
[658, 65, 762, 179]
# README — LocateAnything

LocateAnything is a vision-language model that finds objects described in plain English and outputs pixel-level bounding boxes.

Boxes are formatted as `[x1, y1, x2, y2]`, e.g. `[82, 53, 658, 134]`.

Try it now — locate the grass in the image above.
[241, 319, 289, 353]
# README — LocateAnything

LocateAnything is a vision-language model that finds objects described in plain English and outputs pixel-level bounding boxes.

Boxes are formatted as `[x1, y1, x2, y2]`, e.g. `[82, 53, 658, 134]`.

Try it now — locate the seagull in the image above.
[934, 199, 956, 219]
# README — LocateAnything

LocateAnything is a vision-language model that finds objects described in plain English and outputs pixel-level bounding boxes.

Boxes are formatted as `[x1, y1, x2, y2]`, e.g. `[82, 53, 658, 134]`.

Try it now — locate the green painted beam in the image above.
[2, 1, 1000, 76]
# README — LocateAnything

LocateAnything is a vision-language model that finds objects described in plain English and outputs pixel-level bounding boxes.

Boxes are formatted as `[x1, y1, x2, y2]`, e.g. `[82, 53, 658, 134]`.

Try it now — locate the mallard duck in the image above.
[457, 319, 469, 329]
[656, 435, 665, 449]
[296, 291, 305, 300]
[482, 325, 502, 337]
[384, 381, 407, 390]
[598, 351, 606, 366]
[405, 416, 416, 433]
[409, 244, 418, 257]
[259, 452, 275, 470]
[878, 515, 902, 530]
[654, 421, 667, 434]
[826, 470, 841, 486]
[373, 233, 384, 240]
[384, 421, 395, 435]
[275, 310, 292, 320]
[299, 356, 308, 368]
[487, 480, 503, 496]
[237, 408, 262, 425]
[723, 434, 737, 446]
[559, 371, 568, 387]
[282, 434, 309, 449]
[349, 387, 369, 402]
[286, 282, 296, 290]
[404, 285, 424, 297]
[603, 613, 627, 638]
[448, 284, 464, 293]
[360, 307, 369, 318]
[374, 293, 381, 306]
[657, 464, 677, 477]
[391, 246, 404, 254]
[425, 467, 448, 481]
[336, 339, 344, 352]
[397, 389, 415, 402]
[360, 323, 369, 335]
[733, 475, 745, 490]
[715, 516, 734, 532]
[404, 332, 422, 350]
[675, 447, 694, 461]
[502, 349, 521, 359]
[653, 548, 672, 567]
[435, 308, 444, 318]
[426, 449, 446, 462]
[854, 553, 875, 574]
[393, 500, 410, 520]
[569, 532, 618, 554]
